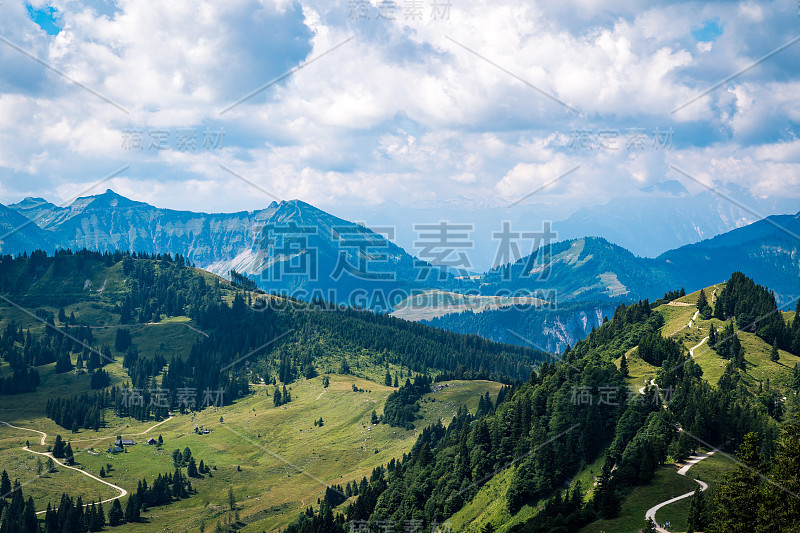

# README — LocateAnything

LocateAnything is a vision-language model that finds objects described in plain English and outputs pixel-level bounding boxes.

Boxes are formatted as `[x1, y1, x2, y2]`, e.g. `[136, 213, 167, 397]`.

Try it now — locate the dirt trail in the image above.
[644, 450, 716, 532]
[1, 420, 128, 514]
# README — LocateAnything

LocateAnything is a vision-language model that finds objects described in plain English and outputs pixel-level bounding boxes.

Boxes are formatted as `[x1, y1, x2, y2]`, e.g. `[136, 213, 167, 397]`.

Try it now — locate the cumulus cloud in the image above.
[0, 0, 798, 216]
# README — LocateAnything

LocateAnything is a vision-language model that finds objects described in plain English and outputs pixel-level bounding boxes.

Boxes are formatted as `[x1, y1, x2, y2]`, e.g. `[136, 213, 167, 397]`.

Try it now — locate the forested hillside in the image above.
[0, 250, 547, 423]
[282, 276, 800, 533]
[2, 251, 799, 532]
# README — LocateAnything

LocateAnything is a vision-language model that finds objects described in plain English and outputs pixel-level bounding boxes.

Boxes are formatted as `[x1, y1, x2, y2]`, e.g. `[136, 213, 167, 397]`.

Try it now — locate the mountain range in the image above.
[331, 180, 798, 270]
[1, 189, 798, 350]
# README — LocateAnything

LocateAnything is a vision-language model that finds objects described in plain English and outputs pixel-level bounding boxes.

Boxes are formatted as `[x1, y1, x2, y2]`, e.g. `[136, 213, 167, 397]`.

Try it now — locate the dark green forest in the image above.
[0, 251, 548, 432]
[3, 252, 800, 532]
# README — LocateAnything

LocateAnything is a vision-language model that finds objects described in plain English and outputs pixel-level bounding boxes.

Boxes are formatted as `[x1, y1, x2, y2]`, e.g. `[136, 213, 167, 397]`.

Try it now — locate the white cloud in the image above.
[0, 0, 798, 217]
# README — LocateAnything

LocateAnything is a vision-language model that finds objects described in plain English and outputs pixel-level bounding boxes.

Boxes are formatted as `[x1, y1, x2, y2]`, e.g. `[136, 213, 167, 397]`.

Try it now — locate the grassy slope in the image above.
[1, 359, 502, 532]
[4, 262, 797, 533]
[453, 283, 798, 533]
[578, 465, 700, 533]
[653, 452, 737, 531]
[663, 285, 800, 393]
[0, 260, 508, 531]
[591, 284, 799, 532]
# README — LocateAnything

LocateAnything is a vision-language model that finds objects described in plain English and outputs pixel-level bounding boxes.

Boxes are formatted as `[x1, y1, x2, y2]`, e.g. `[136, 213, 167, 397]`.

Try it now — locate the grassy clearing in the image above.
[579, 465, 698, 533]
[618, 348, 658, 391]
[688, 317, 800, 392]
[447, 467, 540, 533]
[0, 373, 501, 532]
[0, 426, 118, 505]
[448, 449, 609, 533]
[655, 452, 737, 530]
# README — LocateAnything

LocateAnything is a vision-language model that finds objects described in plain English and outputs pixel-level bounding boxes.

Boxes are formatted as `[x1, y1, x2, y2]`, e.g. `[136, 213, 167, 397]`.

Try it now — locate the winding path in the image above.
[1, 420, 129, 514]
[70, 415, 174, 444]
[689, 336, 708, 358]
[642, 288, 719, 531]
[644, 450, 716, 532]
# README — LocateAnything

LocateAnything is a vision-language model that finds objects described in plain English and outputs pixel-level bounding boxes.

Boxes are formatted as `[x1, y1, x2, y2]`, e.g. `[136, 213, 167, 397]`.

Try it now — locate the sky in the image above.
[1, 0, 799, 222]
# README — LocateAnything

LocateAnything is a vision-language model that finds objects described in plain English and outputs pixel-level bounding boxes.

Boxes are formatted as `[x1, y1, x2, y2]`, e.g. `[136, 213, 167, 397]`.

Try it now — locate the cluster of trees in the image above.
[5, 251, 548, 426]
[506, 481, 595, 533]
[113, 329, 132, 353]
[42, 494, 107, 533]
[696, 289, 712, 319]
[46, 390, 115, 432]
[381, 375, 432, 429]
[0, 367, 39, 395]
[0, 472, 109, 533]
[322, 485, 347, 507]
[229, 269, 258, 291]
[570, 300, 661, 358]
[90, 369, 111, 390]
[273, 385, 292, 407]
[0, 475, 37, 533]
[715, 272, 798, 354]
[118, 253, 194, 324]
[651, 287, 686, 308]
[0, 306, 115, 396]
[637, 331, 684, 367]
[712, 321, 745, 369]
[171, 447, 209, 478]
[703, 420, 800, 532]
[86, 467, 196, 529]
[0, 322, 45, 394]
[51, 435, 75, 464]
[296, 306, 547, 382]
[130, 467, 194, 515]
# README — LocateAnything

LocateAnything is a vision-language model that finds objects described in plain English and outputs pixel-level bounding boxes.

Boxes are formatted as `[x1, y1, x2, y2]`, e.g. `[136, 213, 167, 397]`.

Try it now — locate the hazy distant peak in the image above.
[71, 189, 149, 209]
[641, 180, 689, 196]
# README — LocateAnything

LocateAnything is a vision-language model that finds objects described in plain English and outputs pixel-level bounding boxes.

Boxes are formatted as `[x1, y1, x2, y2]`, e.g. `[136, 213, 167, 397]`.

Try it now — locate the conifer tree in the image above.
[697, 289, 708, 311]
[125, 494, 140, 523]
[273, 387, 282, 407]
[65, 442, 74, 465]
[0, 470, 10, 496]
[707, 433, 764, 532]
[686, 485, 707, 533]
[52, 434, 65, 458]
[109, 499, 124, 526]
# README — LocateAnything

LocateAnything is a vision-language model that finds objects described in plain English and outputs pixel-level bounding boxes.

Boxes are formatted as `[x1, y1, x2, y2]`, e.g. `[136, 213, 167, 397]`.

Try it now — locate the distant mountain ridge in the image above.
[2, 190, 450, 307]
[474, 211, 800, 306]
[554, 181, 795, 258]
[7, 189, 279, 267]
[332, 180, 797, 270]
[1, 190, 798, 310]
[0, 202, 56, 254]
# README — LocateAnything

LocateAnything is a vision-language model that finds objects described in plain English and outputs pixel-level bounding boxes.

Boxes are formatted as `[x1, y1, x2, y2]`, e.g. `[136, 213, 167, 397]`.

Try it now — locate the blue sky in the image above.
[26, 4, 61, 35]
[0, 0, 799, 221]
